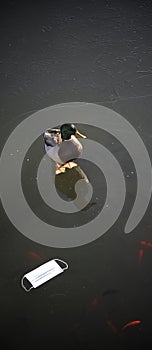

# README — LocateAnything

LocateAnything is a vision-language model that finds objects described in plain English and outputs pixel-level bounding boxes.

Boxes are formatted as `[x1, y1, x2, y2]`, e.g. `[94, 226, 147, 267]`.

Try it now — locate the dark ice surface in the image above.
[0, 0, 152, 349]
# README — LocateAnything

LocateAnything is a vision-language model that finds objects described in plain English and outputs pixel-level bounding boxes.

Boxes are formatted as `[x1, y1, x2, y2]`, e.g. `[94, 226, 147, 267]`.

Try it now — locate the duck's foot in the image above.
[56, 162, 61, 170]
[56, 161, 78, 174]
[65, 161, 77, 169]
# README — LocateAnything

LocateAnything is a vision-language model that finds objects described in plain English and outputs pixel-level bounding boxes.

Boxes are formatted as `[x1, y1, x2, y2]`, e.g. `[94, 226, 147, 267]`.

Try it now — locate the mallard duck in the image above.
[44, 123, 86, 174]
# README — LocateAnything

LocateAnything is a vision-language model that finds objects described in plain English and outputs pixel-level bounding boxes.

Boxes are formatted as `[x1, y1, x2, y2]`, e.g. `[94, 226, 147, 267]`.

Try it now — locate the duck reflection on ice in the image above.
[55, 162, 90, 201]
[50, 155, 94, 210]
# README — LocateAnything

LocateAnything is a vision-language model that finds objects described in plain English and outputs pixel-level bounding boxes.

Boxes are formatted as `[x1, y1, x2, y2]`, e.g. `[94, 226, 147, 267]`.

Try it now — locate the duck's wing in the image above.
[44, 129, 61, 147]
[58, 137, 83, 164]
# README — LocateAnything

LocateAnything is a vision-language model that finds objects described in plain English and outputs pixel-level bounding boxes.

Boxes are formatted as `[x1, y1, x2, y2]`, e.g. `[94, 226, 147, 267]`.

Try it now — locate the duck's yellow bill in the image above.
[75, 130, 87, 139]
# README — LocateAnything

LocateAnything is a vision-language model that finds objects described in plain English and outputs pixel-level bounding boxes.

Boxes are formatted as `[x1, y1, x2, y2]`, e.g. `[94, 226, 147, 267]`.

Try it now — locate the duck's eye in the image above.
[70, 125, 77, 134]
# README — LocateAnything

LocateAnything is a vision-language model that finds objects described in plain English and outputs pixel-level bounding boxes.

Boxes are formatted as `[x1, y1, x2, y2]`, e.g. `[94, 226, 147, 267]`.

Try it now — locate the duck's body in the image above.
[44, 123, 86, 173]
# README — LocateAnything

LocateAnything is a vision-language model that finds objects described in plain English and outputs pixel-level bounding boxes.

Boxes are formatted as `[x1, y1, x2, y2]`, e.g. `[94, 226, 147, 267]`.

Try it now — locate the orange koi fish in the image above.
[140, 241, 152, 249]
[122, 320, 141, 330]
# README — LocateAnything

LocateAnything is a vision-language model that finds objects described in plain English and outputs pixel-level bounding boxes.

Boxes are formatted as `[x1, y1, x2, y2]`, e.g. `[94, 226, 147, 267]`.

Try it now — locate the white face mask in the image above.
[21, 259, 68, 292]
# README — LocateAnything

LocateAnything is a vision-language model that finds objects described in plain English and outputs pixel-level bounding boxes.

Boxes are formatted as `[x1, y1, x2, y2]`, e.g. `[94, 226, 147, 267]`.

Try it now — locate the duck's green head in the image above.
[60, 123, 86, 140]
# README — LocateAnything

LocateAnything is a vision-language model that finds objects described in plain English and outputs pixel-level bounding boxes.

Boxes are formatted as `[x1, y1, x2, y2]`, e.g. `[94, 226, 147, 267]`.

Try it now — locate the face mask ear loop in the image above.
[54, 258, 69, 271]
[21, 276, 33, 292]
